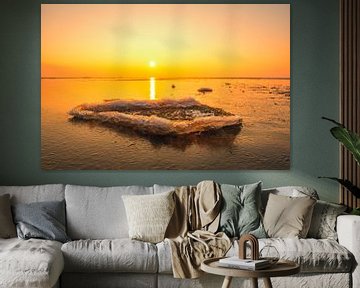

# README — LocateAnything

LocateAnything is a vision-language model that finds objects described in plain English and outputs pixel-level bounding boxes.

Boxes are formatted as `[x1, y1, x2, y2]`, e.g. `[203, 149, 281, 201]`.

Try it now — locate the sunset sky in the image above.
[41, 4, 290, 78]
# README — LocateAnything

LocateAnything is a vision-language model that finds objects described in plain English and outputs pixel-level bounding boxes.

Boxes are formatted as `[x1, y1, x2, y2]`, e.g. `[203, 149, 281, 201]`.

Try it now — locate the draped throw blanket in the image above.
[165, 181, 231, 278]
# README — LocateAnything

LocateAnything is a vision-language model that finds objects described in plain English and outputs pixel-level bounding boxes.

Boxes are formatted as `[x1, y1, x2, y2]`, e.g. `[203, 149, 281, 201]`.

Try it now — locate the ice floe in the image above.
[69, 98, 242, 136]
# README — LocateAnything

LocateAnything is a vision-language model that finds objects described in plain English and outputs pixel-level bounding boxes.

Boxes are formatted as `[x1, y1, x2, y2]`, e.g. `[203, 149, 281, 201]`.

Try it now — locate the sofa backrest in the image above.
[0, 184, 65, 204]
[0, 184, 320, 240]
[153, 184, 176, 194]
[65, 184, 153, 240]
[154, 184, 319, 210]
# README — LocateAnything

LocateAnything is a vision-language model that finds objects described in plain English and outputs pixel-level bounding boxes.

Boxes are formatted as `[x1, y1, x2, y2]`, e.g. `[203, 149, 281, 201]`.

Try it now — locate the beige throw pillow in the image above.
[0, 194, 16, 238]
[263, 193, 316, 238]
[122, 191, 175, 243]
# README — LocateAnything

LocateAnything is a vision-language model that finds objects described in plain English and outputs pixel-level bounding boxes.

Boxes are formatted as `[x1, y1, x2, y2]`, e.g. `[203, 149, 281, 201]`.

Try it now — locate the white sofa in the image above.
[0, 184, 358, 288]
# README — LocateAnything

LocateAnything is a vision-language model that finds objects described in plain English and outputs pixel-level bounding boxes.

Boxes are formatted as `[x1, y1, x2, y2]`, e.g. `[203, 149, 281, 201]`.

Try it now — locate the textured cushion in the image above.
[263, 194, 316, 238]
[122, 191, 175, 243]
[65, 185, 153, 239]
[0, 194, 16, 238]
[218, 182, 266, 238]
[261, 186, 319, 213]
[0, 184, 65, 204]
[12, 200, 70, 243]
[61, 239, 158, 273]
[0, 238, 64, 288]
[307, 200, 347, 240]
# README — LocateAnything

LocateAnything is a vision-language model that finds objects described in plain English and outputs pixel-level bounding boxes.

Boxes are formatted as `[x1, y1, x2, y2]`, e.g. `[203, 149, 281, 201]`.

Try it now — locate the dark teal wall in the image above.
[0, 0, 340, 202]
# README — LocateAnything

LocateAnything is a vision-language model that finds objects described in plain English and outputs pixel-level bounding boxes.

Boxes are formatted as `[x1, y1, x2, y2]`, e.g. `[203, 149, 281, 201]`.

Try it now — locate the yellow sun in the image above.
[149, 60, 156, 68]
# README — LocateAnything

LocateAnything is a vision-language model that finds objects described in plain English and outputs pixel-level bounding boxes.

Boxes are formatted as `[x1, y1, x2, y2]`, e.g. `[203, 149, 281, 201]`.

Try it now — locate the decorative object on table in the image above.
[238, 234, 259, 260]
[218, 257, 271, 270]
[237, 233, 279, 268]
[320, 117, 360, 212]
[259, 245, 280, 265]
[41, 4, 290, 170]
[217, 233, 274, 271]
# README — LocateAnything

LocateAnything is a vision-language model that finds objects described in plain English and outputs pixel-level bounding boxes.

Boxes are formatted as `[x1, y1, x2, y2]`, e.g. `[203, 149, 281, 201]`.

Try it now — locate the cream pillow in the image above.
[122, 191, 175, 243]
[263, 193, 316, 238]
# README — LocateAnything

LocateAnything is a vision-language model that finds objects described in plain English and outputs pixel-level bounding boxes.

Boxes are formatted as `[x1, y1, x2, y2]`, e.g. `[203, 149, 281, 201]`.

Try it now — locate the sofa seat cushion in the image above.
[157, 238, 353, 274]
[0, 238, 64, 288]
[229, 238, 353, 273]
[61, 239, 158, 273]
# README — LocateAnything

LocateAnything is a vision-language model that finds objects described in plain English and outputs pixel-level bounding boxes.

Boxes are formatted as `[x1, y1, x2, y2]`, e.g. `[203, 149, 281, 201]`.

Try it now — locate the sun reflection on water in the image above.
[150, 77, 156, 100]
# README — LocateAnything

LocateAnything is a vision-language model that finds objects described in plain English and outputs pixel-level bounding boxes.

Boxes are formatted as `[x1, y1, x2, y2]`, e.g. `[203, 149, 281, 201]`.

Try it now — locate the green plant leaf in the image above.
[318, 177, 360, 198]
[351, 208, 360, 215]
[322, 116, 344, 127]
[330, 127, 360, 165]
[322, 117, 360, 165]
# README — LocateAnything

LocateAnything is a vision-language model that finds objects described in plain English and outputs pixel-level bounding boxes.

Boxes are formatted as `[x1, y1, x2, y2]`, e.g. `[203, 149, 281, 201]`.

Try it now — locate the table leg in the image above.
[251, 278, 258, 288]
[263, 277, 273, 288]
[221, 276, 233, 288]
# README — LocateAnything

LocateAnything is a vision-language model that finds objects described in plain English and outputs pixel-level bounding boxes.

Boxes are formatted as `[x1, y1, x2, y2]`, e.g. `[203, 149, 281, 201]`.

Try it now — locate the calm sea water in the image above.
[41, 78, 290, 170]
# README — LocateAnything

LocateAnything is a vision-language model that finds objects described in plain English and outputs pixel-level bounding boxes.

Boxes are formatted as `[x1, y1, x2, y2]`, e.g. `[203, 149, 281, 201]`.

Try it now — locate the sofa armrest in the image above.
[337, 215, 360, 288]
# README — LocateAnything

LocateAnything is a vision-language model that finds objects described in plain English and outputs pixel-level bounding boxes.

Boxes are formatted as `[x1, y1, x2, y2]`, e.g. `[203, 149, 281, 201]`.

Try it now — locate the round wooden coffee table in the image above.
[201, 257, 300, 288]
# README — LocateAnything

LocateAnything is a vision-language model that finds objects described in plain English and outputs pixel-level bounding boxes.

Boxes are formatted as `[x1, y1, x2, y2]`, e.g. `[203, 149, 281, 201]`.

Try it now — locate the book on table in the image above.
[218, 257, 271, 270]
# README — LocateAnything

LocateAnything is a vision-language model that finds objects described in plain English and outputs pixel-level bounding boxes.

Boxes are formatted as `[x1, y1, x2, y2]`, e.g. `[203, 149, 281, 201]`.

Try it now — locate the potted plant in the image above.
[320, 117, 360, 215]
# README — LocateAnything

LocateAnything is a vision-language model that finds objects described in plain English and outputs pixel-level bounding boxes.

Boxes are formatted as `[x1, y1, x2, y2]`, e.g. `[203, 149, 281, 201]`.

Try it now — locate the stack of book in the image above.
[218, 257, 271, 270]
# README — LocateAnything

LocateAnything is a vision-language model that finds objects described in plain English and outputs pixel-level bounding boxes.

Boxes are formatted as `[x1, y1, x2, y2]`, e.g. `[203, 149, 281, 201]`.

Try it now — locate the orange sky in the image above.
[41, 4, 290, 78]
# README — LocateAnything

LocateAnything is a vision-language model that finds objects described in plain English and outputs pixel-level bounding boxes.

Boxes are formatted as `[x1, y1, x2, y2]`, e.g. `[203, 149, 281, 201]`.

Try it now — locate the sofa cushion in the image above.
[157, 238, 353, 274]
[61, 239, 158, 273]
[218, 182, 266, 238]
[263, 194, 316, 238]
[122, 191, 175, 243]
[261, 186, 319, 212]
[262, 238, 354, 273]
[307, 200, 347, 240]
[233, 238, 353, 273]
[0, 238, 64, 288]
[12, 200, 70, 243]
[0, 184, 65, 204]
[65, 185, 153, 239]
[157, 240, 173, 274]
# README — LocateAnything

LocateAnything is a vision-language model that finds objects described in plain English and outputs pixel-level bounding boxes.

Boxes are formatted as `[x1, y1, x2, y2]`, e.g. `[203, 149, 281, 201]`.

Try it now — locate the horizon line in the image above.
[41, 76, 291, 80]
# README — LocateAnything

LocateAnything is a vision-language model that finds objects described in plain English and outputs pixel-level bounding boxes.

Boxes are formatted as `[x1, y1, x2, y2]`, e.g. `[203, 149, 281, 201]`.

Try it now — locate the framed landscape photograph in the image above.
[41, 4, 290, 170]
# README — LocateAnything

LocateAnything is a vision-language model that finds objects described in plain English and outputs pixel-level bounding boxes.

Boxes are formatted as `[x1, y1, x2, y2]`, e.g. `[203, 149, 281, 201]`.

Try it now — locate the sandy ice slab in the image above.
[69, 98, 242, 136]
